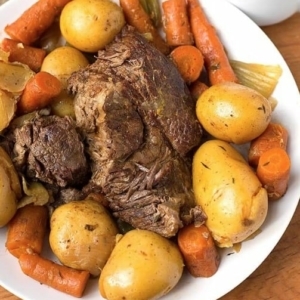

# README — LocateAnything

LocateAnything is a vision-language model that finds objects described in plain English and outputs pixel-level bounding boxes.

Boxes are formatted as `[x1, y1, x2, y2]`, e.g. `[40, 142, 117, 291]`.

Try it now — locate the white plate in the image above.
[1, 0, 300, 299]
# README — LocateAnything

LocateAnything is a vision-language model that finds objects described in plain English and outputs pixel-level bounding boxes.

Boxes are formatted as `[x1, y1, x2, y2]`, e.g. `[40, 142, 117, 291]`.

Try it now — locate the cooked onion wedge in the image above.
[230, 60, 283, 99]
[17, 177, 50, 209]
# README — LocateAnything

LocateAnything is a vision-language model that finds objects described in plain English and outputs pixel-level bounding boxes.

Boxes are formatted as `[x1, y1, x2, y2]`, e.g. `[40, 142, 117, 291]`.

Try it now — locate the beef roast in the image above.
[68, 26, 205, 237]
[10, 114, 89, 188]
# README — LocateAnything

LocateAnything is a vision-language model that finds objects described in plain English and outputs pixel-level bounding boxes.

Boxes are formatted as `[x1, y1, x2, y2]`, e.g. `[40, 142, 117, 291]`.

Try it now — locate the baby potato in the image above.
[196, 82, 272, 144]
[49, 197, 119, 276]
[192, 139, 268, 248]
[50, 90, 75, 118]
[41, 46, 89, 89]
[0, 147, 22, 227]
[99, 229, 184, 300]
[60, 0, 126, 53]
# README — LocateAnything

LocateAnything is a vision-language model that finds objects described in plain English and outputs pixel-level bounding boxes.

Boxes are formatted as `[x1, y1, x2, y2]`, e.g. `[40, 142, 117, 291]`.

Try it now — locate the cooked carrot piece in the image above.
[257, 147, 291, 201]
[187, 0, 238, 85]
[189, 80, 208, 102]
[177, 223, 220, 277]
[4, 0, 72, 45]
[6, 205, 48, 258]
[19, 253, 90, 298]
[17, 71, 62, 115]
[170, 45, 204, 83]
[120, 0, 170, 54]
[1, 38, 46, 72]
[248, 122, 288, 167]
[162, 0, 194, 47]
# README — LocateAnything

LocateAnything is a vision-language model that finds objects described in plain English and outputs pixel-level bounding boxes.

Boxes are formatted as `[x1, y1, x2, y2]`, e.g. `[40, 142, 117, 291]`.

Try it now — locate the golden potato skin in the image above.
[99, 229, 184, 300]
[41, 46, 89, 89]
[192, 140, 268, 248]
[60, 0, 125, 52]
[196, 82, 272, 144]
[49, 197, 119, 276]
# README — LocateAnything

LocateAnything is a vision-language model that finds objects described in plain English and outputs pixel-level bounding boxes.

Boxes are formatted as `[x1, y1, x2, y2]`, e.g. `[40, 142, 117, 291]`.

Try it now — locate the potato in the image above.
[60, 0, 126, 53]
[41, 46, 89, 89]
[192, 139, 268, 248]
[99, 229, 184, 300]
[50, 90, 75, 118]
[196, 82, 272, 144]
[0, 146, 22, 227]
[49, 197, 119, 276]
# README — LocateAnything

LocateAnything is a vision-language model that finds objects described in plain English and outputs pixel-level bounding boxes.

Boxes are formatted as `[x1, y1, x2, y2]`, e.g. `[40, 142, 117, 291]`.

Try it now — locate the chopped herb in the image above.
[201, 162, 210, 169]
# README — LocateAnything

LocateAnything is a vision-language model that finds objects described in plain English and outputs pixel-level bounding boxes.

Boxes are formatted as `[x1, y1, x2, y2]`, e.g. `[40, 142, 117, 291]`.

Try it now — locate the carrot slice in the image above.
[17, 71, 62, 114]
[162, 0, 194, 47]
[1, 38, 46, 72]
[257, 147, 291, 201]
[187, 0, 238, 85]
[248, 122, 288, 167]
[6, 205, 48, 258]
[19, 253, 90, 298]
[170, 45, 204, 83]
[177, 223, 220, 277]
[120, 0, 170, 54]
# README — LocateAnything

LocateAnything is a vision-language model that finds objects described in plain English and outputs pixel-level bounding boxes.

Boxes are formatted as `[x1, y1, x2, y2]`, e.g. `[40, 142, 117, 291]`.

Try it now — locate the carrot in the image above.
[162, 0, 194, 47]
[4, 0, 72, 45]
[177, 223, 220, 277]
[170, 45, 204, 83]
[189, 80, 208, 101]
[17, 71, 62, 115]
[248, 122, 288, 167]
[257, 147, 291, 201]
[1, 38, 46, 72]
[5, 205, 48, 258]
[187, 0, 238, 85]
[19, 253, 90, 298]
[119, 0, 170, 54]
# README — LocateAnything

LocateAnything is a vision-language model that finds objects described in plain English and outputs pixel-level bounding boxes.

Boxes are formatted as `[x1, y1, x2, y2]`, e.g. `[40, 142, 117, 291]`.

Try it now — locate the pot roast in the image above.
[68, 26, 206, 237]
[7, 112, 89, 188]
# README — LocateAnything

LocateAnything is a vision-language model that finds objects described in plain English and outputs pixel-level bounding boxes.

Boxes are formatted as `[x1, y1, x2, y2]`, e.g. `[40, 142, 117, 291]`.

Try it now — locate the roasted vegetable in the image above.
[99, 229, 184, 300]
[60, 0, 126, 52]
[49, 196, 119, 276]
[196, 81, 272, 144]
[41, 46, 89, 89]
[139, 0, 162, 27]
[230, 60, 282, 99]
[192, 139, 268, 248]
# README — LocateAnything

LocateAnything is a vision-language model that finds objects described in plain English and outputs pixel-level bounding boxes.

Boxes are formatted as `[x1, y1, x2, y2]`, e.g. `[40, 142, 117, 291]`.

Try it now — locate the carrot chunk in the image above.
[170, 45, 204, 83]
[4, 0, 72, 45]
[6, 205, 48, 258]
[177, 223, 220, 277]
[19, 253, 90, 298]
[162, 0, 194, 47]
[257, 147, 291, 201]
[1, 38, 46, 72]
[17, 71, 62, 115]
[248, 122, 288, 167]
[187, 0, 238, 85]
[189, 80, 208, 102]
[120, 0, 170, 54]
